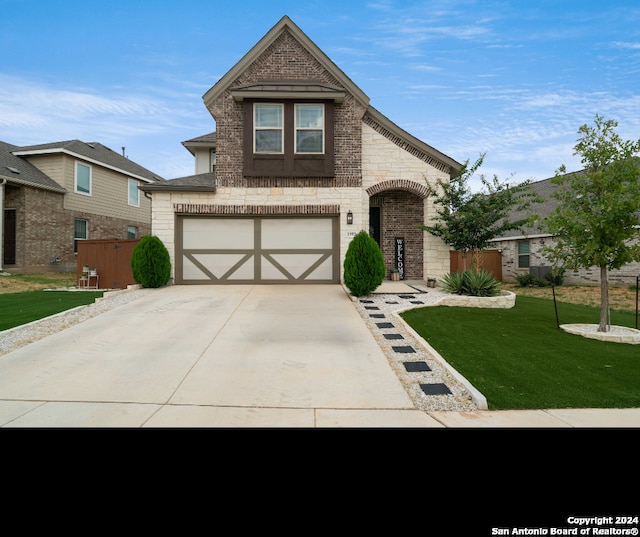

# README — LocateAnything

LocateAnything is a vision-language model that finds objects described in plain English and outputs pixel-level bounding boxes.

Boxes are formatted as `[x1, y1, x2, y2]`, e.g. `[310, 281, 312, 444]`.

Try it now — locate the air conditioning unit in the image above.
[530, 266, 552, 279]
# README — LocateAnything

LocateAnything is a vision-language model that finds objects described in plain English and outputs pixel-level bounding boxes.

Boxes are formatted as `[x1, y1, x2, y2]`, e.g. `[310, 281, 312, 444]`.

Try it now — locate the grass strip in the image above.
[0, 290, 104, 331]
[400, 296, 640, 410]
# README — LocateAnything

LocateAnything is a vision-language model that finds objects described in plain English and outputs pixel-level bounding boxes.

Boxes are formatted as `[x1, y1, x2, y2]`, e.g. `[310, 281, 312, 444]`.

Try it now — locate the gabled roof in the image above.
[203, 15, 370, 110]
[0, 141, 67, 193]
[182, 132, 216, 156]
[12, 140, 165, 183]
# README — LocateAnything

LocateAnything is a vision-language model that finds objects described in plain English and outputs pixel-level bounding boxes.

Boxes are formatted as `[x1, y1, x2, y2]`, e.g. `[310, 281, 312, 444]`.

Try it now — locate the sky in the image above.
[1, 0, 639, 191]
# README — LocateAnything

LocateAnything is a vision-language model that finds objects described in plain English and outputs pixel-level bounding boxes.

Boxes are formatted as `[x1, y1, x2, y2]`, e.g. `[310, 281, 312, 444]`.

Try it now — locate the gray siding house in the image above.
[0, 140, 164, 273]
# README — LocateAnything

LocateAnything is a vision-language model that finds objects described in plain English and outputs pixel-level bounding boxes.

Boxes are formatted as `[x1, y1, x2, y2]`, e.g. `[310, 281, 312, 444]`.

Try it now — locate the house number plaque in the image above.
[395, 237, 405, 280]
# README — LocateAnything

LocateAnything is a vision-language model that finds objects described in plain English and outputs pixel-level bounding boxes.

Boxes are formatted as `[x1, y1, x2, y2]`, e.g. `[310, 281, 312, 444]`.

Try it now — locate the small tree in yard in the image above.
[542, 115, 640, 332]
[343, 230, 386, 297]
[420, 153, 540, 271]
[131, 235, 171, 288]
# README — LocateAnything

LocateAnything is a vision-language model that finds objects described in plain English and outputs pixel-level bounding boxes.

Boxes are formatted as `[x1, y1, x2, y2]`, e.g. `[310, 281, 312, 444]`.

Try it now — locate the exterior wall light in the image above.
[346, 211, 353, 225]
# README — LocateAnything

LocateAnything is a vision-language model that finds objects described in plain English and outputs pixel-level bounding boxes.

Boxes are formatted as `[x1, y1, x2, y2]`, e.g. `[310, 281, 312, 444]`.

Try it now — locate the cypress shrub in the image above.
[343, 230, 386, 297]
[131, 235, 171, 288]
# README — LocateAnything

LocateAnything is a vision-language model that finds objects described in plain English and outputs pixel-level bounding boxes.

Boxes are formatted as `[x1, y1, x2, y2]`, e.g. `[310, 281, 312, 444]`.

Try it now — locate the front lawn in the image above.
[399, 296, 640, 410]
[0, 290, 104, 331]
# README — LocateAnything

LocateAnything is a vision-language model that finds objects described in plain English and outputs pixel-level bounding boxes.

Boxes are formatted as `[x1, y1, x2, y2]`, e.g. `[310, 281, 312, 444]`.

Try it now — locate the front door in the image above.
[369, 206, 380, 247]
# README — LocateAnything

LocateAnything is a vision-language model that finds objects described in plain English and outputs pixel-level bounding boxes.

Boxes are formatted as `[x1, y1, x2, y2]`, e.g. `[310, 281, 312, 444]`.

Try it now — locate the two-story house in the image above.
[0, 139, 164, 273]
[141, 15, 460, 285]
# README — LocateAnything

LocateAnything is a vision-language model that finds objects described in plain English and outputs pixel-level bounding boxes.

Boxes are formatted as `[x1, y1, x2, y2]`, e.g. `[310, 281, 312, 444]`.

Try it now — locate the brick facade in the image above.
[499, 236, 640, 287]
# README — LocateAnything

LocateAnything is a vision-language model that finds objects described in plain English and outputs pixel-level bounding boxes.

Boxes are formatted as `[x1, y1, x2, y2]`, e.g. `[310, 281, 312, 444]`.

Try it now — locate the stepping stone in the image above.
[383, 333, 404, 340]
[385, 301, 399, 304]
[364, 306, 379, 310]
[360, 299, 374, 303]
[410, 301, 424, 304]
[375, 322, 394, 329]
[420, 383, 452, 396]
[399, 295, 415, 299]
[392, 345, 415, 353]
[403, 361, 431, 372]
[370, 314, 385, 318]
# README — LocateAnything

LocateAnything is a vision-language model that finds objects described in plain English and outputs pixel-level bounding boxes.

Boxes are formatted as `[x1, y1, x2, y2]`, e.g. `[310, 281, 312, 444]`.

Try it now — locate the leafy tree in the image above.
[542, 115, 640, 332]
[131, 235, 172, 288]
[420, 153, 540, 270]
[343, 230, 386, 297]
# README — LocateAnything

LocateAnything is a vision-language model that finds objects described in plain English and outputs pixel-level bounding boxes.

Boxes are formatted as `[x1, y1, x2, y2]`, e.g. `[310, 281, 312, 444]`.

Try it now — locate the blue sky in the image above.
[1, 0, 639, 190]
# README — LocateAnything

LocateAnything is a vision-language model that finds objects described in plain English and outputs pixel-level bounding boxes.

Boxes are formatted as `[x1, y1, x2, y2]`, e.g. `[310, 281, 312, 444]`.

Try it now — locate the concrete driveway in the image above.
[0, 284, 441, 427]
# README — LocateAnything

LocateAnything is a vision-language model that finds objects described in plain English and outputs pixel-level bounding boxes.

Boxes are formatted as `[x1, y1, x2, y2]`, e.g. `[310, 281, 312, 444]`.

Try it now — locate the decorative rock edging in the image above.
[560, 324, 640, 344]
[435, 290, 516, 309]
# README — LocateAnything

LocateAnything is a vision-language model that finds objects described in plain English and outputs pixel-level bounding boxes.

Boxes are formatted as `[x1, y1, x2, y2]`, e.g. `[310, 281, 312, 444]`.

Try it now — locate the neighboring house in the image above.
[141, 15, 461, 285]
[490, 174, 640, 286]
[0, 140, 164, 273]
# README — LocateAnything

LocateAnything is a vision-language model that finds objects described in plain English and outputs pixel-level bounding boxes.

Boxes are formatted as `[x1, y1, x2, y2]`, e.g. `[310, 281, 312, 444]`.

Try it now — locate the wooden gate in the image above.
[77, 239, 140, 289]
[450, 249, 503, 281]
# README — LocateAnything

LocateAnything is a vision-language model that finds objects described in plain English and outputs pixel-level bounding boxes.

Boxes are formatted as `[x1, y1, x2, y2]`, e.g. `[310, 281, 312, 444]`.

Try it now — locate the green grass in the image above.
[0, 290, 104, 331]
[400, 296, 640, 410]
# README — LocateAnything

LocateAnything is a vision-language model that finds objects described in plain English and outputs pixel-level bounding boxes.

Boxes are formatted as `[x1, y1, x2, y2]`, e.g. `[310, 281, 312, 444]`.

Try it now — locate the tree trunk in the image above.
[599, 265, 609, 332]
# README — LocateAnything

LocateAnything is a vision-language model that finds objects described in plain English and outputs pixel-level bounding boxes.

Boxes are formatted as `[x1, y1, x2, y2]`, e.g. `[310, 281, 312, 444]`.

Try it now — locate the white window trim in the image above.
[74, 161, 92, 196]
[254, 103, 284, 154]
[295, 103, 325, 154]
[128, 178, 140, 207]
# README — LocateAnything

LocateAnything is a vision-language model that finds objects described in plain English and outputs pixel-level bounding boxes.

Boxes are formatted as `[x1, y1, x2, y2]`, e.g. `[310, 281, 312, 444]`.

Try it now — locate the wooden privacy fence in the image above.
[77, 239, 140, 289]
[450, 249, 503, 281]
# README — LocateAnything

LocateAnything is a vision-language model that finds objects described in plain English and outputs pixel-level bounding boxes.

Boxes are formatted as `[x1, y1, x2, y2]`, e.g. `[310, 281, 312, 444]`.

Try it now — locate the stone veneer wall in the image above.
[361, 122, 451, 281]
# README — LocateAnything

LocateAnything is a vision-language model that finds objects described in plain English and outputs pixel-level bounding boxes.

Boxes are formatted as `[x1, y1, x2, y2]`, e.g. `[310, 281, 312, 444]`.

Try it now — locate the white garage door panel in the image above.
[178, 216, 337, 284]
[184, 254, 254, 280]
[183, 218, 254, 249]
[265, 253, 329, 279]
[262, 218, 332, 249]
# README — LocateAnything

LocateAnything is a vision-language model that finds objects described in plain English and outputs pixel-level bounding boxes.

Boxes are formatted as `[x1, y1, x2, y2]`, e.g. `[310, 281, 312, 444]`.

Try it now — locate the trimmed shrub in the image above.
[131, 235, 171, 288]
[343, 230, 386, 297]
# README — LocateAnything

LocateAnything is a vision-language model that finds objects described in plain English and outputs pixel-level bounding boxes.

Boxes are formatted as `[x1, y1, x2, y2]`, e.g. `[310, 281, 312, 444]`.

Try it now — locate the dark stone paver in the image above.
[403, 361, 431, 372]
[420, 383, 452, 396]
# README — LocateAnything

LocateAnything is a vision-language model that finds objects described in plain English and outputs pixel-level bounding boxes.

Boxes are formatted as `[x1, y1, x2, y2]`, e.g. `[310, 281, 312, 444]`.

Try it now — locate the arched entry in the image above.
[366, 180, 431, 280]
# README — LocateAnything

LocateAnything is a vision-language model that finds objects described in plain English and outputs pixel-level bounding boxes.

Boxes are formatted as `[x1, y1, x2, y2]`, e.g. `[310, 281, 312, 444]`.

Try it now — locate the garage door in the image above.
[176, 216, 339, 284]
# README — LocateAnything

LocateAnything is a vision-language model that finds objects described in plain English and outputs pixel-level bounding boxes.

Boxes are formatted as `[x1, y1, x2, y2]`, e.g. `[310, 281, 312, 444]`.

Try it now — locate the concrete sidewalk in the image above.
[0, 283, 638, 427]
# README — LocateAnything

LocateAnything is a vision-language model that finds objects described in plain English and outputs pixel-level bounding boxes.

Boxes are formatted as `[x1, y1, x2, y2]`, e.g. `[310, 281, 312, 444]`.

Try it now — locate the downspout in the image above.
[0, 178, 5, 272]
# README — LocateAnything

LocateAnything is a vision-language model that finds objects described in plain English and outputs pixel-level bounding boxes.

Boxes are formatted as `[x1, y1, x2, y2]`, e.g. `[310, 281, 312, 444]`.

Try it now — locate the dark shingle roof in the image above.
[12, 140, 165, 183]
[182, 132, 216, 156]
[140, 172, 216, 192]
[0, 141, 67, 193]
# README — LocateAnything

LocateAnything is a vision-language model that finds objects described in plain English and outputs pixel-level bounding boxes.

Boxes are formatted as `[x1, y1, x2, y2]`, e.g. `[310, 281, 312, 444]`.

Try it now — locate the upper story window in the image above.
[211, 151, 216, 173]
[295, 104, 324, 153]
[254, 103, 283, 153]
[244, 100, 334, 177]
[75, 162, 92, 195]
[518, 240, 530, 269]
[128, 179, 140, 207]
